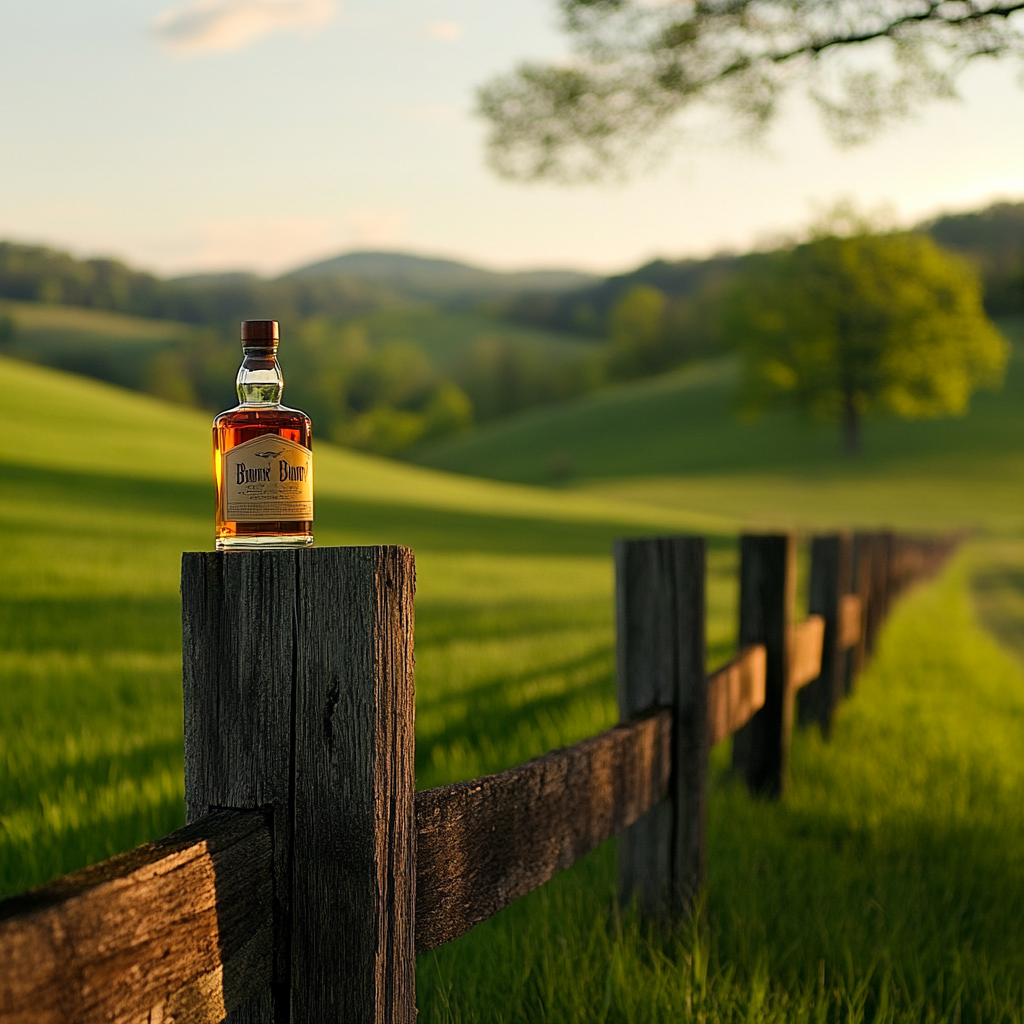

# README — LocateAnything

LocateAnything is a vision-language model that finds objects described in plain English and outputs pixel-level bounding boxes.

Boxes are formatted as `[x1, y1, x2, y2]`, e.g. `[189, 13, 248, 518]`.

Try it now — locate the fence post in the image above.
[731, 534, 796, 798]
[798, 534, 852, 739]
[615, 537, 707, 916]
[865, 532, 893, 656]
[181, 546, 416, 1024]
[847, 533, 872, 692]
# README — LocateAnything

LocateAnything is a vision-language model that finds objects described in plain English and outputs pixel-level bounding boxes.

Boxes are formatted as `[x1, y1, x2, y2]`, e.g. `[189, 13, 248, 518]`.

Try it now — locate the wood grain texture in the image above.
[415, 707, 672, 951]
[182, 550, 295, 1024]
[290, 546, 416, 1024]
[731, 534, 796, 798]
[838, 594, 863, 651]
[707, 645, 767, 747]
[615, 537, 707, 916]
[0, 811, 272, 1024]
[789, 615, 825, 691]
[182, 546, 416, 1024]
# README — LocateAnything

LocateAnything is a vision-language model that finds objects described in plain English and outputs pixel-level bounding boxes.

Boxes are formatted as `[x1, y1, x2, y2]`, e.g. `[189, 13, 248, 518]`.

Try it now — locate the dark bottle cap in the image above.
[240, 320, 280, 345]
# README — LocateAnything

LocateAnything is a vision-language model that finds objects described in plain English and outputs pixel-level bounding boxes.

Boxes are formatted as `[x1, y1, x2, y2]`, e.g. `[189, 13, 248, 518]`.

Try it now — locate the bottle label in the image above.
[223, 433, 313, 523]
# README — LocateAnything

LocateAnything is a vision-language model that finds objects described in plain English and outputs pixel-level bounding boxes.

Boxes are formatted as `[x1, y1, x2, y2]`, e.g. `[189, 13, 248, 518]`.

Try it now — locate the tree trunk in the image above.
[842, 393, 859, 455]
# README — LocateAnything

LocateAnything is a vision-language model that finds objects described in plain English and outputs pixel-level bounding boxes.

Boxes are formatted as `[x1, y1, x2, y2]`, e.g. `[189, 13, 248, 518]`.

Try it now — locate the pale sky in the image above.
[2, 0, 1024, 277]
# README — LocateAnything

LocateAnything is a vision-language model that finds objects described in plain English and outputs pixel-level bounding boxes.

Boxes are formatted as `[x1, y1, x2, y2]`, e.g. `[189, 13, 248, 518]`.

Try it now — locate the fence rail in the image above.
[0, 530, 956, 1024]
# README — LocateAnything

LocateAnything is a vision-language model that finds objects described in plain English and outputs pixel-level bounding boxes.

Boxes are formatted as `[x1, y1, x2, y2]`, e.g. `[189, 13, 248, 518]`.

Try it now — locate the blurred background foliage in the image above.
[0, 200, 1021, 457]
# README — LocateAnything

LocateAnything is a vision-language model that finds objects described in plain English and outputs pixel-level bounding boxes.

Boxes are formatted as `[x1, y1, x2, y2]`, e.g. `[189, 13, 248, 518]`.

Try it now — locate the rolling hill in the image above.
[286, 250, 598, 302]
[414, 318, 1024, 533]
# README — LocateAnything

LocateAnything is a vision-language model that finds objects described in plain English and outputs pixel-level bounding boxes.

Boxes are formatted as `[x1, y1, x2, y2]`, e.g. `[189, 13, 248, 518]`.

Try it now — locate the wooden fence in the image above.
[0, 530, 956, 1023]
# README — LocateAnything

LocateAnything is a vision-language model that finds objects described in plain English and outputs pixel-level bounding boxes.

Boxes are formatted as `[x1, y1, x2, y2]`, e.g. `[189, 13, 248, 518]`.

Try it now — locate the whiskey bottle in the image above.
[213, 320, 313, 550]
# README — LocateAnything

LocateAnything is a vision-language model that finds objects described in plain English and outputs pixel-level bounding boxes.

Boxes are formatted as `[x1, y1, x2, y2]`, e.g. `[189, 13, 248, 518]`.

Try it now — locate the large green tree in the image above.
[479, 0, 1024, 182]
[723, 230, 1008, 452]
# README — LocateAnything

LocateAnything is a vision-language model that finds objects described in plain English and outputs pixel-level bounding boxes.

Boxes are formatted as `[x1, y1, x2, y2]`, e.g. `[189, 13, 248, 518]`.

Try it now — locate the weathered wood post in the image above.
[865, 532, 893, 655]
[798, 534, 852, 739]
[847, 533, 873, 692]
[615, 537, 707, 916]
[731, 534, 795, 798]
[887, 534, 908, 602]
[181, 546, 416, 1024]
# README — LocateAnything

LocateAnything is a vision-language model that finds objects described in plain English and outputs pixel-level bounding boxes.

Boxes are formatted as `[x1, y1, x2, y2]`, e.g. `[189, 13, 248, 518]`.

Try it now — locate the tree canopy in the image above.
[723, 230, 1009, 452]
[479, 0, 1024, 182]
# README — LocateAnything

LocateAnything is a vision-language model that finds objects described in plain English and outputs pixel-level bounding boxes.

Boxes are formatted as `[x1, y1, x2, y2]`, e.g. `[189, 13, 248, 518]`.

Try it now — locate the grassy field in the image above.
[0, 300, 189, 346]
[1, 354, 1022, 1021]
[415, 319, 1024, 535]
[0, 298, 594, 383]
[351, 306, 597, 369]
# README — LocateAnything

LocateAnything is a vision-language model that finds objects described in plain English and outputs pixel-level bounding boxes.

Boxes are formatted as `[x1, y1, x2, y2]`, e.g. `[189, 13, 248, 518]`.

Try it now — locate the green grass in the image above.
[0, 354, 722, 896]
[419, 560, 1024, 1022]
[415, 319, 1024, 534]
[0, 300, 190, 348]
[1, 355, 1022, 1021]
[352, 306, 597, 368]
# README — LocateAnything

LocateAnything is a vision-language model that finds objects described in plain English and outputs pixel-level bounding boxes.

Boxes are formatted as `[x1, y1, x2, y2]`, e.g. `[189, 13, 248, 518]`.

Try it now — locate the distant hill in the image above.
[286, 250, 598, 302]
[925, 202, 1024, 314]
[413, 317, 1024, 533]
[498, 200, 1024, 337]
[0, 241, 386, 328]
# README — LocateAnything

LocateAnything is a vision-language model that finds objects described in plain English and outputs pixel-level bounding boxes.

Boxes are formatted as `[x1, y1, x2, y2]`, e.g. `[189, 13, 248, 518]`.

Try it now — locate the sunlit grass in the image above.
[1, 358, 1022, 1022]
[417, 557, 1024, 1022]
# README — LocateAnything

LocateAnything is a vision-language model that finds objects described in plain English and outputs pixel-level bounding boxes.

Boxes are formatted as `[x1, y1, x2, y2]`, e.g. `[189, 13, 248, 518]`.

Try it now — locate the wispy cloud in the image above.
[153, 0, 336, 56]
[425, 21, 463, 42]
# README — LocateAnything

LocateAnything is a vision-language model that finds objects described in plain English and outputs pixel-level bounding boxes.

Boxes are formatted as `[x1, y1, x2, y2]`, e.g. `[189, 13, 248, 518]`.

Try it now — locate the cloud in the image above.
[153, 0, 335, 56]
[425, 21, 463, 42]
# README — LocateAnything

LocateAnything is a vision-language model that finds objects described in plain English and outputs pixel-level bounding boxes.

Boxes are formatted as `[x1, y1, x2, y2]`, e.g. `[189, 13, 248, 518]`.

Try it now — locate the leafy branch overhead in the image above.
[478, 0, 1024, 181]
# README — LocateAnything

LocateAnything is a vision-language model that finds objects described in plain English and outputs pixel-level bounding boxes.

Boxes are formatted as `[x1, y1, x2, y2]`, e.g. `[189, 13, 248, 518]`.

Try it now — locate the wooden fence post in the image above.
[615, 537, 707, 917]
[847, 533, 872, 692]
[865, 532, 893, 656]
[181, 546, 416, 1024]
[731, 534, 796, 798]
[798, 534, 852, 739]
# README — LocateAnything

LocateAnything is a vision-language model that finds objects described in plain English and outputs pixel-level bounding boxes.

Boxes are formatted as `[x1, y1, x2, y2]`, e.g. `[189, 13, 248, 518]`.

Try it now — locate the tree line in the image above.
[0, 202, 1017, 456]
[0, 242, 386, 326]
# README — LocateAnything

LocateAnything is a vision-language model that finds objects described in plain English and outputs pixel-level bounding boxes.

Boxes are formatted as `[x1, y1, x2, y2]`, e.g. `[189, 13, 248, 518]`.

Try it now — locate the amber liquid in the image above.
[213, 405, 313, 547]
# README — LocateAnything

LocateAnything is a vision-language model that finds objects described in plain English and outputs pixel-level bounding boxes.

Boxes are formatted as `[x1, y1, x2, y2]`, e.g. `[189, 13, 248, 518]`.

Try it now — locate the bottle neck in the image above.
[237, 346, 284, 405]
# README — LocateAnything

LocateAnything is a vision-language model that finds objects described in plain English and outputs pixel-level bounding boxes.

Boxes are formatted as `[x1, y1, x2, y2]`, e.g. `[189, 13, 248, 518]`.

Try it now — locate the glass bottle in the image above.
[213, 320, 313, 550]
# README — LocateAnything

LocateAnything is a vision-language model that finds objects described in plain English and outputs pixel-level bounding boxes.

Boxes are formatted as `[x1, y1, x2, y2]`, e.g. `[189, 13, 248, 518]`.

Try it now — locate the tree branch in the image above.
[478, 0, 1024, 181]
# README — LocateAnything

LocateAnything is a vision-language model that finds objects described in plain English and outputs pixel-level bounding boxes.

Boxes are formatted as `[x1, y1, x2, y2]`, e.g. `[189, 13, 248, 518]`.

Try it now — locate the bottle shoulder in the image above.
[214, 404, 311, 429]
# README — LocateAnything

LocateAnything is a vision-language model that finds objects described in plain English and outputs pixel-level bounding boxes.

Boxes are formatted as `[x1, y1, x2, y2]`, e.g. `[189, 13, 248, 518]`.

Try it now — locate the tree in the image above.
[723, 230, 1008, 453]
[478, 0, 1024, 182]
[609, 284, 669, 377]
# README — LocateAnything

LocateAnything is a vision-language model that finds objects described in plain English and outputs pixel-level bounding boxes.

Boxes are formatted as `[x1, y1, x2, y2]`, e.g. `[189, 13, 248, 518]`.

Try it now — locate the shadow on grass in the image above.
[417, 647, 613, 749]
[0, 596, 183, 653]
[0, 735, 185, 819]
[419, 780, 1024, 1022]
[705, 785, 1024, 1008]
[0, 787, 187, 900]
[415, 598, 611, 648]
[972, 564, 1024, 662]
[2, 460, 735, 557]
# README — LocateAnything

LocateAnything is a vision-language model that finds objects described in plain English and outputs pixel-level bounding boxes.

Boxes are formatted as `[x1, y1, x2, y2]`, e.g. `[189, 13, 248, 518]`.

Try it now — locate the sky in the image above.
[2, 0, 1024, 278]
